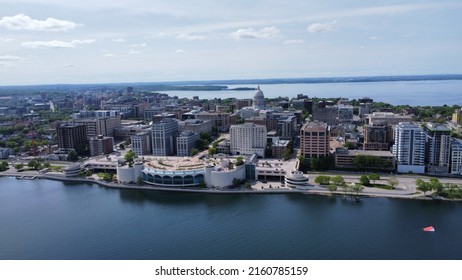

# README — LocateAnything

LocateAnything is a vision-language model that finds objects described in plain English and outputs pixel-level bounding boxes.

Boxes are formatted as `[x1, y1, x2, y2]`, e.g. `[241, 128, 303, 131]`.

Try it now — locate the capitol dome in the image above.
[253, 86, 266, 110]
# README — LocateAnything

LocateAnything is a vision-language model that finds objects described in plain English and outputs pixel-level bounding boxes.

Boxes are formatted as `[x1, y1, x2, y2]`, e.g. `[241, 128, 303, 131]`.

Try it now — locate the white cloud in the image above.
[128, 50, 140, 55]
[369, 36, 382, 40]
[129, 43, 147, 47]
[0, 55, 24, 61]
[230, 26, 280, 40]
[104, 53, 117, 58]
[307, 22, 335, 33]
[71, 39, 96, 45]
[112, 38, 126, 43]
[21, 39, 95, 49]
[176, 49, 185, 54]
[0, 37, 14, 43]
[64, 64, 76, 68]
[0, 14, 78, 32]
[283, 39, 303, 45]
[176, 33, 205, 40]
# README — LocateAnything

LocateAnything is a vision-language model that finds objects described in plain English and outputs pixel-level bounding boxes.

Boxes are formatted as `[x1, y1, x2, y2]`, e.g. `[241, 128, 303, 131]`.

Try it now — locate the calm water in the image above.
[168, 80, 462, 106]
[1, 176, 461, 260]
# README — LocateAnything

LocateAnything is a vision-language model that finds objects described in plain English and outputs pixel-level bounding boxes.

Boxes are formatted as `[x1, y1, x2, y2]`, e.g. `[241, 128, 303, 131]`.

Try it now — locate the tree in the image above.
[0, 161, 8, 172]
[444, 183, 460, 198]
[351, 184, 364, 197]
[102, 173, 112, 182]
[136, 176, 143, 185]
[198, 181, 207, 188]
[315, 175, 331, 185]
[197, 139, 209, 150]
[368, 173, 380, 185]
[85, 170, 93, 177]
[124, 150, 136, 167]
[200, 131, 211, 142]
[429, 178, 443, 193]
[359, 175, 370, 186]
[232, 178, 241, 188]
[387, 177, 400, 189]
[235, 156, 244, 166]
[416, 178, 432, 196]
[327, 184, 337, 193]
[68, 150, 78, 161]
[27, 160, 41, 170]
[207, 147, 217, 157]
[331, 175, 345, 186]
[15, 163, 24, 170]
[282, 148, 292, 160]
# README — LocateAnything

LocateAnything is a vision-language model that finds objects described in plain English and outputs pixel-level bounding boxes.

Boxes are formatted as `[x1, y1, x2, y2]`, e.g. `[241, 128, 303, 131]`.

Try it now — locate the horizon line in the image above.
[1, 73, 462, 89]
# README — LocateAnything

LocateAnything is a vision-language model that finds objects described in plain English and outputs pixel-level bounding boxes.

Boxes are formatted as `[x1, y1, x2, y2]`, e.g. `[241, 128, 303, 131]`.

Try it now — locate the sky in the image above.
[0, 0, 461, 85]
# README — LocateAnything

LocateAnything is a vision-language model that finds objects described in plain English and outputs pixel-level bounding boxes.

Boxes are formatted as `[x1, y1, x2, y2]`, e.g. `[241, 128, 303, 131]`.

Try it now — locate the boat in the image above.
[16, 175, 37, 180]
[423, 226, 435, 232]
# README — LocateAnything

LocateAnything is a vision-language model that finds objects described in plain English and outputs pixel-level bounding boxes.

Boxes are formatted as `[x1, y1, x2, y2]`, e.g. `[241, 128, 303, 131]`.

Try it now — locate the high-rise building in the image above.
[299, 121, 330, 158]
[366, 112, 413, 125]
[89, 135, 114, 156]
[235, 99, 253, 110]
[392, 122, 426, 174]
[337, 105, 354, 122]
[364, 124, 393, 151]
[195, 112, 236, 132]
[73, 115, 121, 139]
[450, 138, 462, 175]
[176, 131, 200, 157]
[277, 115, 297, 140]
[230, 123, 266, 157]
[452, 108, 462, 125]
[424, 123, 451, 173]
[151, 118, 178, 156]
[177, 119, 213, 135]
[57, 123, 88, 154]
[131, 131, 152, 156]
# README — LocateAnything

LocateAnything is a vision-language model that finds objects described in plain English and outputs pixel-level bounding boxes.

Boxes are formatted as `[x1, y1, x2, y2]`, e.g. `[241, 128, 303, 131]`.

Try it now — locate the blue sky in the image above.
[0, 0, 461, 85]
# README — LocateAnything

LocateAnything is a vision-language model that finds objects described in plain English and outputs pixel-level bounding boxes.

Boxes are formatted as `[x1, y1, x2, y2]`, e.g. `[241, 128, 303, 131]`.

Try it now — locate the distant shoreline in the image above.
[1, 74, 461, 91]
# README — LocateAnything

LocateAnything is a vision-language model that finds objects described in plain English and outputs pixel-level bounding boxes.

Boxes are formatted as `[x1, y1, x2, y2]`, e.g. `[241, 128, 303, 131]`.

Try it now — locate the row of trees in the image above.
[315, 174, 400, 196]
[415, 178, 462, 199]
[314, 175, 365, 198]
[0, 161, 8, 172]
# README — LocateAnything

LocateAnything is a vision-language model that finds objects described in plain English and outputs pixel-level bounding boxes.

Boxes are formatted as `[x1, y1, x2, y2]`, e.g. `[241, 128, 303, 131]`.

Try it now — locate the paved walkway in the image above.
[2, 169, 462, 200]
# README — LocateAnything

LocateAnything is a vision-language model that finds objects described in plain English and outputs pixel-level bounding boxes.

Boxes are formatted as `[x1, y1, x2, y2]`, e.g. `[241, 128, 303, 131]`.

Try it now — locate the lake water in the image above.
[1, 176, 461, 260]
[167, 80, 462, 106]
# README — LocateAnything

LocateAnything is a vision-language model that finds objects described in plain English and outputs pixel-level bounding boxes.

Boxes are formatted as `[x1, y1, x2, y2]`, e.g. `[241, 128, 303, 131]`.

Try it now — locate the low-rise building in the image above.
[0, 148, 12, 159]
[335, 148, 395, 171]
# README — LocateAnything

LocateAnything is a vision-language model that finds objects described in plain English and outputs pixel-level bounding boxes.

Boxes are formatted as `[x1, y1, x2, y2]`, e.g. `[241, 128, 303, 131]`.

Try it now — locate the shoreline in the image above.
[0, 170, 453, 201]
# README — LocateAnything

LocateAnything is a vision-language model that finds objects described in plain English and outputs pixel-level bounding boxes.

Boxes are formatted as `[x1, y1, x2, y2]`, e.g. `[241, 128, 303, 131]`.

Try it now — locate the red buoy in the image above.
[423, 226, 435, 232]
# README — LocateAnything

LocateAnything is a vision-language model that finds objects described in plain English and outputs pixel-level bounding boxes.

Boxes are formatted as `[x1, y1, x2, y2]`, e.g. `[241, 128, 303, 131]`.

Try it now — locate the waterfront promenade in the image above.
[2, 168, 462, 200]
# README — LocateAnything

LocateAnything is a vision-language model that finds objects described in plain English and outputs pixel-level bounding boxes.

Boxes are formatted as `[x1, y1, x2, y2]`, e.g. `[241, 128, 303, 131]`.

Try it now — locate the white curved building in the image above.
[117, 162, 144, 184]
[64, 164, 81, 177]
[285, 171, 310, 189]
[253, 86, 266, 110]
[204, 164, 245, 188]
[142, 167, 205, 187]
[141, 158, 247, 189]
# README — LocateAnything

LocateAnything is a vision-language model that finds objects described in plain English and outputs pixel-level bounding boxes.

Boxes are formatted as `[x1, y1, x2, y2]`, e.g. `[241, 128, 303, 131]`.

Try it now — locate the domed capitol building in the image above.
[253, 86, 266, 110]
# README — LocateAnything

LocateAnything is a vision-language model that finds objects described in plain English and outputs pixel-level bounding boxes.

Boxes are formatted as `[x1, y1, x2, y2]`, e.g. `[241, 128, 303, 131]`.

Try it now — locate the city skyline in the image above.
[1, 0, 462, 86]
